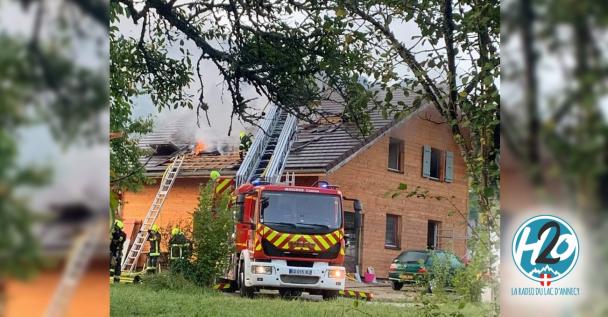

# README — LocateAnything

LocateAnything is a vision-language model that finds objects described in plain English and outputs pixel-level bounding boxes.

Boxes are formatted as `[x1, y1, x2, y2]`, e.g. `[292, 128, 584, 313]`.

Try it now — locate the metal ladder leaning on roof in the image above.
[236, 104, 298, 187]
[121, 154, 186, 272]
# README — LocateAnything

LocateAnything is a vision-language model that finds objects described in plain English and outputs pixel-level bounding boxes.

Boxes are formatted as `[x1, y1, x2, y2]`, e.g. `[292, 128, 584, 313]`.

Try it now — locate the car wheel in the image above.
[322, 290, 339, 300]
[391, 281, 403, 291]
[239, 262, 254, 298]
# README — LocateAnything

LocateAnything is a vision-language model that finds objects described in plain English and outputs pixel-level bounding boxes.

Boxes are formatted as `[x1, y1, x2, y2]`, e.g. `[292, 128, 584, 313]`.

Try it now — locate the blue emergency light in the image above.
[251, 179, 271, 186]
[317, 181, 330, 188]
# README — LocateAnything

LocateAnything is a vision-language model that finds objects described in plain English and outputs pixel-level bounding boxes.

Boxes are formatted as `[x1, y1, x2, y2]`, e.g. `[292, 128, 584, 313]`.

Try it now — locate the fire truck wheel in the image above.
[239, 262, 255, 298]
[322, 290, 339, 300]
[391, 281, 403, 290]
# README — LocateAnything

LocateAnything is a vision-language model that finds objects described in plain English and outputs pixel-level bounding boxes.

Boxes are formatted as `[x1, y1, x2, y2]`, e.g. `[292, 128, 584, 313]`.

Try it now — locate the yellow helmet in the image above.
[151, 224, 159, 232]
[210, 170, 220, 180]
[239, 131, 246, 138]
[171, 227, 180, 236]
[114, 220, 124, 229]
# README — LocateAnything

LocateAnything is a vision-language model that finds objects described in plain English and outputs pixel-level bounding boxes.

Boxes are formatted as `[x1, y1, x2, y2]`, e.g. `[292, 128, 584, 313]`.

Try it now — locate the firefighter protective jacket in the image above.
[110, 227, 126, 255]
[147, 230, 161, 256]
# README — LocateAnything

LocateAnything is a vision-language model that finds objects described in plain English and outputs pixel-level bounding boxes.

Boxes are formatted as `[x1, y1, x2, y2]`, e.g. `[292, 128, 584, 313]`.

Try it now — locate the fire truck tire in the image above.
[239, 262, 254, 298]
[391, 281, 404, 290]
[322, 290, 339, 300]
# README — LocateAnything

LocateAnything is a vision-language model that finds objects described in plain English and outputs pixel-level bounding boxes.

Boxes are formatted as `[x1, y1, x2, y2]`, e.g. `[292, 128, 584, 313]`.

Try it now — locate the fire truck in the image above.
[220, 104, 362, 299]
[225, 180, 362, 299]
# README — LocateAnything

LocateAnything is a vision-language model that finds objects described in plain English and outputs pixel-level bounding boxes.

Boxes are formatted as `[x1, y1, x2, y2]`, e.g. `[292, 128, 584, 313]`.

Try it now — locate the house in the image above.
[121, 90, 469, 278]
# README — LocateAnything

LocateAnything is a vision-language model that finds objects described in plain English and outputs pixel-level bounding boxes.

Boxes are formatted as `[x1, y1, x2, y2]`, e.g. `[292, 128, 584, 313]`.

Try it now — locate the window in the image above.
[429, 148, 441, 179]
[385, 214, 401, 249]
[388, 138, 404, 172]
[427, 220, 440, 250]
[422, 145, 453, 181]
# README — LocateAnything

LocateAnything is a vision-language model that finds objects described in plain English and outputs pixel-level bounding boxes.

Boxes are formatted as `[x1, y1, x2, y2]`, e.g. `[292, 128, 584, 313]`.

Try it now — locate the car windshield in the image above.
[398, 251, 428, 263]
[260, 191, 342, 230]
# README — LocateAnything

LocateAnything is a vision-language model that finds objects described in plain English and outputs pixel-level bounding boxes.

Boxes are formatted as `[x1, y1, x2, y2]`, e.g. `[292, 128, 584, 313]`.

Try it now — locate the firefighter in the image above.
[169, 227, 191, 262]
[239, 131, 252, 159]
[146, 224, 161, 274]
[110, 220, 126, 283]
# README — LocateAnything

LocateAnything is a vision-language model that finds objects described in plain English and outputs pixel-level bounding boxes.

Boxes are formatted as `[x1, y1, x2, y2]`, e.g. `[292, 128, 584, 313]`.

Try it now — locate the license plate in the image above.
[289, 268, 313, 275]
[400, 274, 413, 280]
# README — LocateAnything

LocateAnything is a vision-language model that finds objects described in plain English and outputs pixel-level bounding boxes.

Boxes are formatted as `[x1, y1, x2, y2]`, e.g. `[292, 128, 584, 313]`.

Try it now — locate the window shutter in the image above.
[422, 145, 431, 178]
[445, 151, 454, 183]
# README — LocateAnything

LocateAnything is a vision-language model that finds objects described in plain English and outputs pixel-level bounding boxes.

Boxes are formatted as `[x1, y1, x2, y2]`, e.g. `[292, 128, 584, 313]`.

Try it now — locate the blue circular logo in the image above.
[512, 215, 579, 283]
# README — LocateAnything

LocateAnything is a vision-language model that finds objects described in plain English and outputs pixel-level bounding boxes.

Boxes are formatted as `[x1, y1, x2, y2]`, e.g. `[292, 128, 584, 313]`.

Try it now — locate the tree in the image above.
[325, 0, 499, 305]
[112, 0, 380, 132]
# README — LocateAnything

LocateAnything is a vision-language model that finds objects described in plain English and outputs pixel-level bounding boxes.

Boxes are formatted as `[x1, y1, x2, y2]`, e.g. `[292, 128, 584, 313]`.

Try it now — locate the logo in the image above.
[512, 215, 579, 286]
[289, 238, 316, 250]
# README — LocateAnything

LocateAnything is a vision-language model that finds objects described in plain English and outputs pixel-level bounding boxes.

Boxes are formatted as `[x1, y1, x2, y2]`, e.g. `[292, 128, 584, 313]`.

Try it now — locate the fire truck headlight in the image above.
[252, 265, 273, 275]
[328, 269, 344, 279]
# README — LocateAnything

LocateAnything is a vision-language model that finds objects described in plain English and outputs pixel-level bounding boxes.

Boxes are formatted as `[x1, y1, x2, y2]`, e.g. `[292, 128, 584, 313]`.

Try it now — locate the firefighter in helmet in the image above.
[239, 131, 252, 160]
[210, 170, 220, 181]
[146, 224, 161, 274]
[169, 227, 191, 263]
[110, 220, 126, 283]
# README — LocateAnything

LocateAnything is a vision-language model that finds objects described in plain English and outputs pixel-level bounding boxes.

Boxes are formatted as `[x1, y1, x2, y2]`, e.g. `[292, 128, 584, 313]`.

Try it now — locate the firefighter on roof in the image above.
[146, 224, 161, 274]
[110, 220, 126, 283]
[239, 131, 252, 159]
[169, 227, 191, 262]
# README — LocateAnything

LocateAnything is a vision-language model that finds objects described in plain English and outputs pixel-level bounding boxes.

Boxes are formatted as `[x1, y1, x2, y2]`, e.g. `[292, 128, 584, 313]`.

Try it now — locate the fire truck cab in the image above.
[228, 180, 362, 299]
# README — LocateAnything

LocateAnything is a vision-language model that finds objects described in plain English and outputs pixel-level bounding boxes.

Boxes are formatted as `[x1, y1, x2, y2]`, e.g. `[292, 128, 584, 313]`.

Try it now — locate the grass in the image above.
[110, 283, 492, 317]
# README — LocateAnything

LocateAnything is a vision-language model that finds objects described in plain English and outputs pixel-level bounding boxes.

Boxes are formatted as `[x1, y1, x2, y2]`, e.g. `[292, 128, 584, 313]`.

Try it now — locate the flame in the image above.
[193, 140, 207, 155]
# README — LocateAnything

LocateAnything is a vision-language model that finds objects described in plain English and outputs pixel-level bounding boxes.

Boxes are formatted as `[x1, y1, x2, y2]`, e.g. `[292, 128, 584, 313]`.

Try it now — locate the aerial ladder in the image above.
[236, 104, 298, 187]
[121, 154, 186, 272]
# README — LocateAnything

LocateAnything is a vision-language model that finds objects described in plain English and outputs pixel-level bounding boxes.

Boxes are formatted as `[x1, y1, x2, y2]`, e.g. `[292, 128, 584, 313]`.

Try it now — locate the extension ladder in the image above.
[121, 155, 185, 272]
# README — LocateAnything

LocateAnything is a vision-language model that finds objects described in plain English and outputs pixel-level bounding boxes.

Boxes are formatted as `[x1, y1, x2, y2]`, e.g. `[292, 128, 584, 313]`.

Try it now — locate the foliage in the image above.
[112, 0, 383, 134]
[188, 181, 233, 287]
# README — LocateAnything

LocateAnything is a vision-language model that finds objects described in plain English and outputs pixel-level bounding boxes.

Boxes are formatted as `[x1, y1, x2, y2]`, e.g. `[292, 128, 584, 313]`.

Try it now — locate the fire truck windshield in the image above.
[260, 191, 342, 233]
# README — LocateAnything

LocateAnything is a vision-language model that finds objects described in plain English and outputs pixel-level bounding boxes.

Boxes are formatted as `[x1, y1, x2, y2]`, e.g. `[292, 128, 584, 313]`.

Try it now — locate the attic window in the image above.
[388, 138, 404, 173]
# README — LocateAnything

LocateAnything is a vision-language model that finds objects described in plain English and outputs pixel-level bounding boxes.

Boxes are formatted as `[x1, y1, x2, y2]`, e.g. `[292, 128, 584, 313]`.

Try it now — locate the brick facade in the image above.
[122, 107, 468, 277]
[325, 107, 468, 277]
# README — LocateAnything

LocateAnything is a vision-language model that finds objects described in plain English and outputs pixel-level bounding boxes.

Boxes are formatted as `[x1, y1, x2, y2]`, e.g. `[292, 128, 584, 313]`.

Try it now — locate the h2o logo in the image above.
[512, 215, 579, 284]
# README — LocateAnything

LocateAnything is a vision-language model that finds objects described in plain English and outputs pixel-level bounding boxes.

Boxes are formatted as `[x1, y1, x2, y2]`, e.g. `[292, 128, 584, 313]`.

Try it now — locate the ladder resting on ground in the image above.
[121, 155, 185, 272]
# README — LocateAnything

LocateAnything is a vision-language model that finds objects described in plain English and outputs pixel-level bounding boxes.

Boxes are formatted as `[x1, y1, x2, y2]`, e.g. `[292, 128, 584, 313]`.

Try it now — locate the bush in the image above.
[187, 181, 233, 287]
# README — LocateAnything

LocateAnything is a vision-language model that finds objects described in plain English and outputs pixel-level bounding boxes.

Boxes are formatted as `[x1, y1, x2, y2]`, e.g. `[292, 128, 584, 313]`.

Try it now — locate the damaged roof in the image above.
[139, 89, 420, 177]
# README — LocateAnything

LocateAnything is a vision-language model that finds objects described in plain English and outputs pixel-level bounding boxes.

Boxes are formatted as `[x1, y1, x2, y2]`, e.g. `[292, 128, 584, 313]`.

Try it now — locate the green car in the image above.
[388, 250, 464, 291]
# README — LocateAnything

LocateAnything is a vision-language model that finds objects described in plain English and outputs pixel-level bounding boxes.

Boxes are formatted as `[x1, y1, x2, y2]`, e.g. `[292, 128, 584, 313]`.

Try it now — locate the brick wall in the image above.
[326, 106, 469, 278]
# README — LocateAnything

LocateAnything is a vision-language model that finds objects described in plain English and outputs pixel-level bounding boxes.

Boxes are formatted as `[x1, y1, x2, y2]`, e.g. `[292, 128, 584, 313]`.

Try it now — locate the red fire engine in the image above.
[224, 180, 362, 299]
